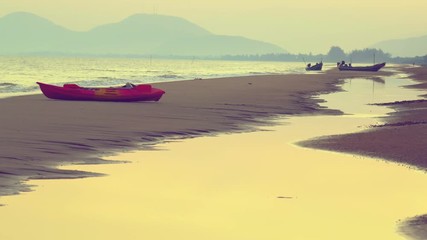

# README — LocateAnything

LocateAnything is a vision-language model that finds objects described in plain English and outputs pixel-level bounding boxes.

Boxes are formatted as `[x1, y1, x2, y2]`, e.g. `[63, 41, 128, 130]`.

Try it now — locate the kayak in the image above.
[37, 82, 165, 102]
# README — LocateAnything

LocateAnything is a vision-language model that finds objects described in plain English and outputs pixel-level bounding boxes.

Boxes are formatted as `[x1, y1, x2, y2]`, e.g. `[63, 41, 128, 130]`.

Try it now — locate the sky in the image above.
[1, 0, 426, 54]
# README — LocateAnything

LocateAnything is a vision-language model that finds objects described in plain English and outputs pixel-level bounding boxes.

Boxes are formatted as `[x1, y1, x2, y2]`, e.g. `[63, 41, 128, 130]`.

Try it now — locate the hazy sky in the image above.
[1, 0, 426, 54]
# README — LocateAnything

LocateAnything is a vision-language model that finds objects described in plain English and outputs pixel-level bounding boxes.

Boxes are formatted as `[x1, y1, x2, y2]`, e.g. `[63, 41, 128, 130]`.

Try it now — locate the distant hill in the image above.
[371, 34, 427, 57]
[0, 12, 285, 56]
[0, 12, 77, 53]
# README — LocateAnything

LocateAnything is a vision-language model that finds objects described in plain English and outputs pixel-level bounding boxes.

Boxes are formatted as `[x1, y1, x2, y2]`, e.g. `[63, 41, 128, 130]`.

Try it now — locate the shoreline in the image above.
[300, 65, 427, 240]
[0, 69, 392, 198]
[4, 66, 427, 237]
[300, 66, 427, 170]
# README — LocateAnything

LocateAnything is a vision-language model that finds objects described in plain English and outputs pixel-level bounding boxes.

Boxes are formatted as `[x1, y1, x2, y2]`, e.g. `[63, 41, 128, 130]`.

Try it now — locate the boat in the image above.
[338, 62, 386, 72]
[37, 82, 165, 102]
[305, 62, 323, 71]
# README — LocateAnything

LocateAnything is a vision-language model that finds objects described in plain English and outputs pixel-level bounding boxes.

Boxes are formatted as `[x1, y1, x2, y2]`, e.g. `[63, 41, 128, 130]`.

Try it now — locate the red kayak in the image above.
[37, 82, 165, 102]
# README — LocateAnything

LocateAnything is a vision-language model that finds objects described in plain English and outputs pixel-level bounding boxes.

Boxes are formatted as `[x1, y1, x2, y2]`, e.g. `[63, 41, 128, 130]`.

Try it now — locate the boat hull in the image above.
[37, 82, 165, 102]
[305, 62, 323, 71]
[338, 62, 386, 72]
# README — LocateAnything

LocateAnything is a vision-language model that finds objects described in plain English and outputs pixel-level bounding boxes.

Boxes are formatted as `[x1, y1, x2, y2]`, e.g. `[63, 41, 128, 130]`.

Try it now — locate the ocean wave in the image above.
[0, 82, 38, 93]
[83, 68, 117, 72]
[248, 71, 276, 75]
[0, 58, 303, 95]
[157, 74, 183, 79]
[145, 70, 173, 73]
[0, 82, 18, 87]
[64, 78, 150, 88]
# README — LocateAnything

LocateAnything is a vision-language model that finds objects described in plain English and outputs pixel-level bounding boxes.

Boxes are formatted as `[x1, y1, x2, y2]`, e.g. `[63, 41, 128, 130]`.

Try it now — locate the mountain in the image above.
[0, 12, 285, 56]
[371, 34, 427, 57]
[0, 12, 78, 53]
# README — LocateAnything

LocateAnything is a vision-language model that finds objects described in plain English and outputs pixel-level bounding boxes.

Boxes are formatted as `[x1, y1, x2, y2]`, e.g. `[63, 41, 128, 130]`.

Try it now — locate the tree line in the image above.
[221, 46, 427, 65]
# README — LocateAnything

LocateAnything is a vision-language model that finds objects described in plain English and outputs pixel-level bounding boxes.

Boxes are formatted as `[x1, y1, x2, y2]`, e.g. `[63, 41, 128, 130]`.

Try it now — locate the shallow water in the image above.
[0, 75, 426, 240]
[0, 57, 309, 97]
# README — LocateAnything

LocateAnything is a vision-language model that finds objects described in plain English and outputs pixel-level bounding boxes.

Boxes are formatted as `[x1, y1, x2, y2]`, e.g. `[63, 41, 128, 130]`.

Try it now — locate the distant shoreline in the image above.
[1, 52, 425, 65]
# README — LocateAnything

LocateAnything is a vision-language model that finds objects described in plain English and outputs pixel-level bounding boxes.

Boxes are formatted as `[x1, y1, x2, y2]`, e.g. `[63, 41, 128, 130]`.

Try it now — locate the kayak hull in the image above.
[37, 82, 165, 102]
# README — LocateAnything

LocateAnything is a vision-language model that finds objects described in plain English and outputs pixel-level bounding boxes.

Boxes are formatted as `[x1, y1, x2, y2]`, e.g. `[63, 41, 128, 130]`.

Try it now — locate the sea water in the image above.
[0, 56, 312, 98]
[0, 70, 425, 240]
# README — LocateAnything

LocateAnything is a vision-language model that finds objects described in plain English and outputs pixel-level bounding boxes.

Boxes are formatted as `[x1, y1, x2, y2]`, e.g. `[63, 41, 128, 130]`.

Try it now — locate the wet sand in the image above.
[0, 69, 395, 198]
[300, 66, 427, 239]
[301, 66, 427, 169]
[2, 72, 427, 240]
[3, 65, 427, 238]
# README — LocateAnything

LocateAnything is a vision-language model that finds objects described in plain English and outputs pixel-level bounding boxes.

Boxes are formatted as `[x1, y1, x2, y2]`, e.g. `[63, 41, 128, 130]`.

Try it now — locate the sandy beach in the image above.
[300, 66, 427, 239]
[0, 69, 393, 198]
[2, 66, 426, 238]
[301, 66, 427, 169]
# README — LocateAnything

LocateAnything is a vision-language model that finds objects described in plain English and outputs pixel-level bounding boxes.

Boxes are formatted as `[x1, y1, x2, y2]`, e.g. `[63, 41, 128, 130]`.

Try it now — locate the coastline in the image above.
[4, 65, 427, 238]
[300, 66, 427, 169]
[0, 69, 391, 198]
[300, 65, 427, 240]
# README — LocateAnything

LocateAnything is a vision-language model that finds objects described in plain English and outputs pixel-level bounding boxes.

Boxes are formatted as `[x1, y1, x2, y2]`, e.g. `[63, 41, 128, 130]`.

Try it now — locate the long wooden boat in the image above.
[338, 62, 386, 72]
[305, 62, 323, 71]
[37, 82, 165, 102]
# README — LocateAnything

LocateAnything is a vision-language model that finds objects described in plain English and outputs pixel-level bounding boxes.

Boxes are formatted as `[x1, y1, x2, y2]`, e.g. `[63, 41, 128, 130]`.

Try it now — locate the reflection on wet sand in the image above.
[0, 76, 426, 240]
